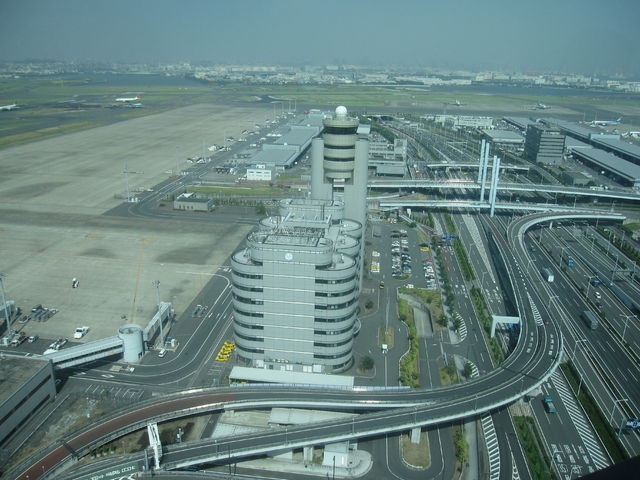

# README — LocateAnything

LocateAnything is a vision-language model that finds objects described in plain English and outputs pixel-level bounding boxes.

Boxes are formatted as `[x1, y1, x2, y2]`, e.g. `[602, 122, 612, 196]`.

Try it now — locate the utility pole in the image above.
[122, 164, 143, 202]
[0, 273, 10, 330]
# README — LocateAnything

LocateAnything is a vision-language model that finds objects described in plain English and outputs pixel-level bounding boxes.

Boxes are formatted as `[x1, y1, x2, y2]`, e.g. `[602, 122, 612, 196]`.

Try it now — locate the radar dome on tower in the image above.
[335, 105, 348, 118]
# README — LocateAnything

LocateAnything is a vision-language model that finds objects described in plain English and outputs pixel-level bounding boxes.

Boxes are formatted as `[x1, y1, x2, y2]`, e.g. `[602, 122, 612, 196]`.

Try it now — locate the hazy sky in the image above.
[1, 0, 639, 76]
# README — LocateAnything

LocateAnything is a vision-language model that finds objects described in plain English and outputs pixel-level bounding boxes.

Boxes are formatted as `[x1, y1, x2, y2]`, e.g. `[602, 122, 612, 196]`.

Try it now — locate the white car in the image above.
[73, 326, 89, 339]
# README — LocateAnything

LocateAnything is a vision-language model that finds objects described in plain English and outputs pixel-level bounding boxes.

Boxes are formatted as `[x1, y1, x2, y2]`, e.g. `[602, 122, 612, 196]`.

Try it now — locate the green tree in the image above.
[360, 355, 374, 371]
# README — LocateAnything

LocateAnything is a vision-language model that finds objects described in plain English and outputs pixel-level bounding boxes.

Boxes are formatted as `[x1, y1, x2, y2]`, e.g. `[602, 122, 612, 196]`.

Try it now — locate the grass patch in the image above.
[397, 289, 445, 388]
[189, 185, 281, 196]
[398, 296, 419, 388]
[452, 424, 468, 468]
[378, 326, 394, 349]
[401, 430, 430, 468]
[513, 416, 555, 480]
[439, 364, 459, 386]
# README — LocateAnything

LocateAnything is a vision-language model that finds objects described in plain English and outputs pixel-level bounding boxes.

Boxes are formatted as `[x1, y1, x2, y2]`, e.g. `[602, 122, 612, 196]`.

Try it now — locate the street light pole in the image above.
[572, 338, 588, 360]
[620, 314, 635, 343]
[152, 280, 164, 347]
[609, 397, 629, 427]
[586, 276, 594, 299]
[0, 272, 10, 331]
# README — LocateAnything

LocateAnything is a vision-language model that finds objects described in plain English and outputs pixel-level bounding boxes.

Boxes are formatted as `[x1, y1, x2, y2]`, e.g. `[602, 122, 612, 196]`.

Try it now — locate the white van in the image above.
[158, 348, 167, 358]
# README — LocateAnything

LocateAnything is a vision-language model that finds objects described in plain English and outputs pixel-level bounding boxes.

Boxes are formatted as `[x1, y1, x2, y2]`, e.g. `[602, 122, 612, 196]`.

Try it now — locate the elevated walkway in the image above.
[42, 336, 123, 369]
[41, 302, 173, 370]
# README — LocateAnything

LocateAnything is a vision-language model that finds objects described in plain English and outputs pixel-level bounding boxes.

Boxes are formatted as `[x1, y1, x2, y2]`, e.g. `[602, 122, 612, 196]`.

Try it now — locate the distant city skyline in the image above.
[1, 0, 639, 78]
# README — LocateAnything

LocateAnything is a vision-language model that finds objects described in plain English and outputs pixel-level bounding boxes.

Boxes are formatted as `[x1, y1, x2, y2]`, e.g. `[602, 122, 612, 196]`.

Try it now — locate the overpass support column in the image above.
[490, 315, 520, 338]
[303, 446, 313, 462]
[479, 142, 490, 203]
[410, 427, 421, 444]
[147, 422, 162, 470]
[489, 156, 501, 217]
[478, 139, 486, 190]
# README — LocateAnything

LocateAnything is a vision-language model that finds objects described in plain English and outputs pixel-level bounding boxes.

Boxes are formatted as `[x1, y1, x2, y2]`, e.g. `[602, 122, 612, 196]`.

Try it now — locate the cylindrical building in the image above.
[321, 106, 359, 183]
[118, 323, 144, 363]
[311, 106, 368, 227]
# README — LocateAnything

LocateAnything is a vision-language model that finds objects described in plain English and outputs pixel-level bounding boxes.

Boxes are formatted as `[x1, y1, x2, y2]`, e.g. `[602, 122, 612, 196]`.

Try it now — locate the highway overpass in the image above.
[368, 179, 640, 202]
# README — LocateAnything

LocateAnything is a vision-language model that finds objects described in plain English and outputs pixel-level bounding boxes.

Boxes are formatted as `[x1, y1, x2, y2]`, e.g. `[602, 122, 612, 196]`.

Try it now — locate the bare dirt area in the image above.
[0, 103, 267, 345]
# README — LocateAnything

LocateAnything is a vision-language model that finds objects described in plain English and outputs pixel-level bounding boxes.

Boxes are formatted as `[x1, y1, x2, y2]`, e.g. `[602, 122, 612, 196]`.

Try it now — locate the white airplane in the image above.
[447, 99, 465, 106]
[115, 94, 141, 103]
[533, 102, 549, 110]
[0, 103, 18, 111]
[591, 117, 622, 126]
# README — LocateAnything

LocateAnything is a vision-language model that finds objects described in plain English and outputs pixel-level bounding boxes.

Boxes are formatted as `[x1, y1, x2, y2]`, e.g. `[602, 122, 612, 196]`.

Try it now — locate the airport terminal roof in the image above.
[275, 125, 319, 148]
[571, 148, 640, 182]
[564, 137, 592, 150]
[251, 145, 299, 168]
[591, 136, 640, 161]
[0, 355, 51, 406]
[502, 117, 538, 131]
[546, 118, 595, 142]
[483, 129, 524, 144]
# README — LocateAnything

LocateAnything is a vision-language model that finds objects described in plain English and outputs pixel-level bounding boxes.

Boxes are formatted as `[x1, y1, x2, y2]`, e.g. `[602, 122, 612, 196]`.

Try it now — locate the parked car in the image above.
[73, 326, 90, 339]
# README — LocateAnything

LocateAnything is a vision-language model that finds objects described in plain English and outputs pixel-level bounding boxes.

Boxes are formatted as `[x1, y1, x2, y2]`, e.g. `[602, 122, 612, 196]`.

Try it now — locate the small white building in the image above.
[246, 165, 275, 181]
[173, 192, 213, 211]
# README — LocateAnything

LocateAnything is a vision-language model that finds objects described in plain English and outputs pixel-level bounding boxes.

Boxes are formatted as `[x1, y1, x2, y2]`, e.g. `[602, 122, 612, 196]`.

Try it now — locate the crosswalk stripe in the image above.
[550, 370, 610, 470]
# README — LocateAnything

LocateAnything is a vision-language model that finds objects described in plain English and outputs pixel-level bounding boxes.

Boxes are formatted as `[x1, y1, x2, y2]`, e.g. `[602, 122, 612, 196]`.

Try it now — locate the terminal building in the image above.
[481, 129, 525, 152]
[431, 114, 494, 130]
[0, 356, 56, 446]
[523, 124, 565, 165]
[368, 138, 408, 177]
[230, 107, 368, 373]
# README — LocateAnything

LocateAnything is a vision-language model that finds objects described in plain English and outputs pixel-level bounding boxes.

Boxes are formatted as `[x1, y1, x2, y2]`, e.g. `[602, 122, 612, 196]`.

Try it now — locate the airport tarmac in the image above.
[0, 103, 268, 345]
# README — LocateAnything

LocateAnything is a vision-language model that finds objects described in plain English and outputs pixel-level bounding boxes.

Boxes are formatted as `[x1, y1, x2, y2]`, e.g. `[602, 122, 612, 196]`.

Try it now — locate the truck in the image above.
[541, 267, 554, 283]
[581, 310, 599, 330]
[10, 331, 27, 347]
[543, 396, 557, 413]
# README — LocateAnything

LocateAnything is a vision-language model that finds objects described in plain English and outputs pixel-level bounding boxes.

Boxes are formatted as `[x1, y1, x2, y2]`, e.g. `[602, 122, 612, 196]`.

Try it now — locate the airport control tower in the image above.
[311, 106, 369, 227]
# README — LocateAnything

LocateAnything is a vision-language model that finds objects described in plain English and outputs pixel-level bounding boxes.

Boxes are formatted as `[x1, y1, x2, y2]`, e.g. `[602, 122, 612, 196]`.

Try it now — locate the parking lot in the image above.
[0, 103, 267, 349]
